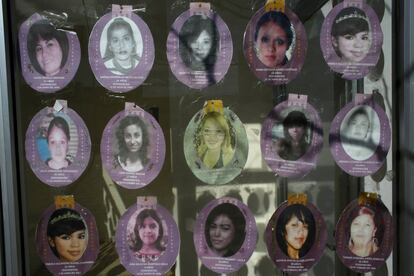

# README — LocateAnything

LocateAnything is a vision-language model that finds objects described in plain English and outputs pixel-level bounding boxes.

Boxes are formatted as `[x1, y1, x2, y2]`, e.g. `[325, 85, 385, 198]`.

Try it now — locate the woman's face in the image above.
[256, 21, 289, 67]
[35, 38, 63, 76]
[48, 126, 69, 163]
[109, 27, 135, 62]
[287, 125, 305, 143]
[202, 118, 225, 151]
[138, 217, 160, 246]
[284, 215, 309, 252]
[208, 214, 235, 254]
[50, 230, 87, 262]
[189, 30, 212, 62]
[123, 124, 143, 153]
[347, 113, 369, 141]
[332, 31, 371, 63]
[350, 214, 376, 246]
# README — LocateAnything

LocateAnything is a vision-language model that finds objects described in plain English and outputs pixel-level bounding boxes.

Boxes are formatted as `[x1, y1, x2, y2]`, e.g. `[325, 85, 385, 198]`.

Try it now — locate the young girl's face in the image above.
[48, 126, 69, 164]
[109, 26, 135, 62]
[332, 31, 371, 63]
[201, 118, 225, 151]
[189, 30, 212, 62]
[138, 217, 160, 246]
[50, 230, 87, 262]
[256, 21, 289, 68]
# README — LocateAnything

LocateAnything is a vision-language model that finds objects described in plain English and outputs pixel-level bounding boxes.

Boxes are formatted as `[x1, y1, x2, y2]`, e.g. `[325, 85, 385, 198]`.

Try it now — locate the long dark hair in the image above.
[179, 15, 219, 70]
[27, 20, 69, 75]
[115, 115, 149, 166]
[205, 203, 246, 257]
[276, 204, 316, 259]
[47, 208, 86, 259]
[131, 209, 166, 252]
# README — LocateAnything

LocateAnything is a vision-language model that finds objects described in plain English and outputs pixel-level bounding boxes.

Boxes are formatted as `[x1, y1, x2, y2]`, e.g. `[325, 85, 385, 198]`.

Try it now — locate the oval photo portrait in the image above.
[276, 204, 316, 259]
[128, 209, 167, 262]
[19, 13, 81, 93]
[340, 105, 380, 161]
[100, 16, 143, 75]
[204, 203, 246, 257]
[335, 198, 393, 273]
[179, 15, 219, 72]
[184, 105, 248, 185]
[254, 11, 295, 68]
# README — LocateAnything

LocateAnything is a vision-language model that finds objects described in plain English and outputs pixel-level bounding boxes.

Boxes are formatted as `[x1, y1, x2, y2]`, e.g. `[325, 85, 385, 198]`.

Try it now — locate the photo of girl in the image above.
[129, 209, 166, 262]
[272, 110, 311, 161]
[195, 112, 235, 169]
[27, 20, 69, 77]
[179, 15, 219, 71]
[114, 115, 149, 172]
[340, 106, 380, 161]
[47, 208, 87, 262]
[331, 7, 372, 64]
[45, 116, 73, 170]
[254, 11, 294, 68]
[204, 203, 246, 257]
[276, 204, 316, 259]
[101, 17, 141, 75]
[347, 206, 382, 257]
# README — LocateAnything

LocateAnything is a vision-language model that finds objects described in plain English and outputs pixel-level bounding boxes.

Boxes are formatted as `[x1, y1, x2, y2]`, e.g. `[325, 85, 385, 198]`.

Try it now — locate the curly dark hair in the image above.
[115, 115, 149, 166]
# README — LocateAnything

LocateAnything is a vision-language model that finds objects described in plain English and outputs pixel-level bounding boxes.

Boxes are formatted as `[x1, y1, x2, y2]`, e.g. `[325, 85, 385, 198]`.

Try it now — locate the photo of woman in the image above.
[204, 203, 246, 257]
[331, 7, 372, 64]
[347, 206, 382, 257]
[276, 204, 316, 259]
[27, 20, 69, 76]
[102, 17, 141, 75]
[130, 209, 166, 262]
[273, 110, 311, 161]
[45, 116, 73, 170]
[254, 11, 294, 68]
[195, 112, 235, 169]
[179, 15, 219, 71]
[340, 106, 380, 161]
[114, 115, 149, 172]
[47, 208, 87, 262]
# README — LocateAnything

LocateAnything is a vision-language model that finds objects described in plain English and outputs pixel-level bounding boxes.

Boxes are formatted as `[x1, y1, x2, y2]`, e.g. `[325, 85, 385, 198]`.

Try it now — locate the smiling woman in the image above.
[27, 20, 69, 77]
[47, 208, 88, 262]
[114, 115, 149, 172]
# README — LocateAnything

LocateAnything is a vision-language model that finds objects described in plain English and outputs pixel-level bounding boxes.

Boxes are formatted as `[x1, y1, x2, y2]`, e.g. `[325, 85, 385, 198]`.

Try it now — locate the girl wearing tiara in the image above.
[331, 7, 372, 63]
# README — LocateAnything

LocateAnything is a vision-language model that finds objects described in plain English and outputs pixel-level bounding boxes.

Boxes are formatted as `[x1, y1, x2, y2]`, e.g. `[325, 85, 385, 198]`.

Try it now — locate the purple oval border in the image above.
[261, 101, 323, 178]
[115, 203, 180, 275]
[35, 203, 99, 275]
[100, 109, 166, 189]
[166, 10, 233, 89]
[19, 13, 81, 93]
[183, 107, 249, 185]
[25, 107, 91, 187]
[265, 201, 327, 273]
[329, 99, 391, 177]
[193, 197, 257, 274]
[320, 3, 383, 80]
[335, 199, 393, 273]
[88, 13, 155, 93]
[243, 7, 307, 85]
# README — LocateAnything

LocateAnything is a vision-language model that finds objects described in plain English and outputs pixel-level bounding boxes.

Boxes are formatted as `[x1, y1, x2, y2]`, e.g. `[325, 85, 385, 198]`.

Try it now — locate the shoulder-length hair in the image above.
[131, 209, 166, 252]
[115, 115, 149, 166]
[179, 15, 219, 70]
[276, 204, 316, 258]
[195, 112, 234, 159]
[27, 20, 69, 75]
[204, 203, 246, 257]
[47, 208, 86, 259]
